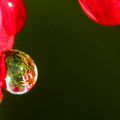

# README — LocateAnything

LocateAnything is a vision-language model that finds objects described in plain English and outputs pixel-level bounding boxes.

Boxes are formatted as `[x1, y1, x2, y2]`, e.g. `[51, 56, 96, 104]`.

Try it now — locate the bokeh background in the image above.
[1, 0, 120, 120]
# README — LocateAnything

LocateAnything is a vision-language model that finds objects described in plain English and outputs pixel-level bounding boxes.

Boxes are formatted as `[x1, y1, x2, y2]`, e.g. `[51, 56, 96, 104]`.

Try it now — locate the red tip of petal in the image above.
[78, 0, 120, 26]
[0, 89, 3, 103]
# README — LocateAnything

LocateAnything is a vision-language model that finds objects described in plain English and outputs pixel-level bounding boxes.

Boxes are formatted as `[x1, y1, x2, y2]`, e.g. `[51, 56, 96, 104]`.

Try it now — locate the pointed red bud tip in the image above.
[78, 0, 120, 26]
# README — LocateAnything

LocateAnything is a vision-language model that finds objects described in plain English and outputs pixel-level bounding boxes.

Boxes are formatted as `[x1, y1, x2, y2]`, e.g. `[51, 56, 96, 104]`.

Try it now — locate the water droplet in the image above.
[4, 49, 38, 95]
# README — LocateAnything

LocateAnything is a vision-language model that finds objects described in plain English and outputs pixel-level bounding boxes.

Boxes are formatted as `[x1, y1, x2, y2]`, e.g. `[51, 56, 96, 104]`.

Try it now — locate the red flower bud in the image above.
[78, 0, 120, 26]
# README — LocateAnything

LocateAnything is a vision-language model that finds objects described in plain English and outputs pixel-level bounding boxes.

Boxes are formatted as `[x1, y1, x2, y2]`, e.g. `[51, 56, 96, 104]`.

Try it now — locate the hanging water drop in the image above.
[3, 49, 38, 95]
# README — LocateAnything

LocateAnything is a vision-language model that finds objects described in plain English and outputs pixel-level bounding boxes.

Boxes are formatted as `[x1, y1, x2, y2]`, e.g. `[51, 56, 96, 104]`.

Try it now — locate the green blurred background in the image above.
[1, 0, 120, 120]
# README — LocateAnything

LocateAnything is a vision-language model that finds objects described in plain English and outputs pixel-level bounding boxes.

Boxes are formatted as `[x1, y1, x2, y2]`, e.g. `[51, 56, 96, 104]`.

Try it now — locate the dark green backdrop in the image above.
[0, 0, 120, 120]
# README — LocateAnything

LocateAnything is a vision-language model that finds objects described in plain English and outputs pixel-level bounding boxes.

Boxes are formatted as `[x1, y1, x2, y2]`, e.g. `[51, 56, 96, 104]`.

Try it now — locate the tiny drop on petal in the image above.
[3, 49, 38, 95]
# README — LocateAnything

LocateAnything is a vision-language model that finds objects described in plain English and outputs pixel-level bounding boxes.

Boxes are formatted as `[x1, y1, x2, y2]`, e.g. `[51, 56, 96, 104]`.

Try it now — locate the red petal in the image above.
[78, 0, 120, 26]
[0, 55, 6, 103]
[0, 27, 14, 53]
[0, 9, 14, 53]
[0, 0, 27, 35]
